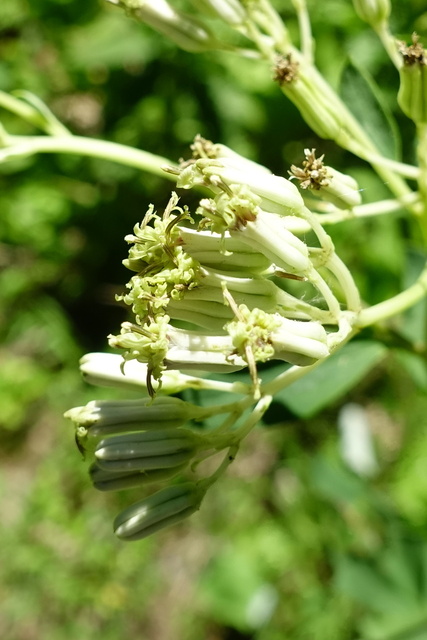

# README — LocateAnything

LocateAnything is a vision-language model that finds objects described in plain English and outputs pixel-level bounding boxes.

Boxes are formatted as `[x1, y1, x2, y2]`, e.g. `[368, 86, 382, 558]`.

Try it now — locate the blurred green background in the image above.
[2, 1, 427, 638]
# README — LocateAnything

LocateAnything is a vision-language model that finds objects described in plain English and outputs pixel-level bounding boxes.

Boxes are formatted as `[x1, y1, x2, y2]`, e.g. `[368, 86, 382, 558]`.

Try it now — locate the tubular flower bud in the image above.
[113, 483, 204, 541]
[229, 208, 311, 275]
[64, 396, 207, 438]
[289, 149, 362, 209]
[105, 0, 223, 53]
[178, 225, 273, 275]
[352, 0, 390, 26]
[226, 305, 329, 368]
[190, 135, 272, 175]
[269, 316, 330, 366]
[274, 54, 353, 144]
[94, 428, 202, 473]
[187, 0, 247, 26]
[397, 35, 427, 124]
[90, 462, 189, 492]
[78, 352, 196, 394]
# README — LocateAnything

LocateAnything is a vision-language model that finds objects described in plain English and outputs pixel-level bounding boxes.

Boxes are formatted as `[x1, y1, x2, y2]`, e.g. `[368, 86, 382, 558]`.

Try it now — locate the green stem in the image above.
[314, 192, 421, 224]
[0, 90, 70, 136]
[261, 315, 356, 396]
[326, 253, 362, 312]
[416, 123, 427, 242]
[374, 22, 401, 70]
[181, 374, 252, 395]
[0, 134, 177, 178]
[356, 263, 427, 328]
[292, 0, 313, 63]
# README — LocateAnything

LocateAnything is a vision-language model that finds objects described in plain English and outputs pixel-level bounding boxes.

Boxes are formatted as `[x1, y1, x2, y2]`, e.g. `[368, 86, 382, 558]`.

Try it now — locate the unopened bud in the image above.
[78, 352, 194, 394]
[270, 316, 329, 366]
[64, 396, 206, 438]
[188, 0, 247, 26]
[106, 0, 222, 52]
[90, 462, 189, 491]
[113, 482, 203, 540]
[274, 54, 353, 145]
[352, 0, 390, 26]
[95, 428, 201, 472]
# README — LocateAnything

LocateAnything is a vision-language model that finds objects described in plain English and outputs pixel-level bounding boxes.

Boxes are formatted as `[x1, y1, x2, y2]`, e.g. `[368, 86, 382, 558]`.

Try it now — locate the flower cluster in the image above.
[65, 137, 361, 540]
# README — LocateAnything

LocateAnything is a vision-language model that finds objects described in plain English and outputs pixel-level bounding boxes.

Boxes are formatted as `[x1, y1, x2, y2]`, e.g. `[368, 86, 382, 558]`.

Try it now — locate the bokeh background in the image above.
[1, 1, 427, 638]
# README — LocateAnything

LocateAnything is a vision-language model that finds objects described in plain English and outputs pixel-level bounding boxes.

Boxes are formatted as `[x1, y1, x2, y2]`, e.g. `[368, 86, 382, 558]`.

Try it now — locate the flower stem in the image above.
[0, 134, 177, 178]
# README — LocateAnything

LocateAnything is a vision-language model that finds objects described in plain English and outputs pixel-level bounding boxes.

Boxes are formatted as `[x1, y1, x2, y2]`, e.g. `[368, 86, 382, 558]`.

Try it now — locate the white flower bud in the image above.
[188, 0, 247, 26]
[78, 352, 193, 394]
[106, 0, 222, 52]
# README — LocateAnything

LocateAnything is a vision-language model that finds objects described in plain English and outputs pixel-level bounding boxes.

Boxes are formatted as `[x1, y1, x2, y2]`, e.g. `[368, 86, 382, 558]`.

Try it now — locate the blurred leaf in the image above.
[395, 248, 427, 351]
[340, 60, 401, 159]
[392, 349, 427, 391]
[274, 341, 388, 418]
[66, 12, 161, 70]
[200, 546, 277, 631]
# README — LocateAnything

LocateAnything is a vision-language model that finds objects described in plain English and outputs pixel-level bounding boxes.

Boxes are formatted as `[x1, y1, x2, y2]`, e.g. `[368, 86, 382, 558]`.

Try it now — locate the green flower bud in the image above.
[64, 396, 206, 438]
[289, 149, 361, 209]
[95, 428, 201, 472]
[274, 54, 353, 144]
[352, 0, 390, 26]
[397, 35, 427, 124]
[113, 483, 203, 541]
[106, 0, 223, 53]
[90, 462, 189, 491]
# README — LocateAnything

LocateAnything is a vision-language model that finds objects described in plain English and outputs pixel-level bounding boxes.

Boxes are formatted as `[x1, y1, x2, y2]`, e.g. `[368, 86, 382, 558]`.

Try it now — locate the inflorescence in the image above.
[65, 136, 362, 541]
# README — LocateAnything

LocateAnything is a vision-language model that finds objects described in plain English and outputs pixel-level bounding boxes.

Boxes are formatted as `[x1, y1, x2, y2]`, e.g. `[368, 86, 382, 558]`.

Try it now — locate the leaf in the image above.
[340, 60, 401, 159]
[395, 249, 427, 351]
[392, 349, 427, 391]
[274, 341, 388, 418]
[200, 547, 278, 631]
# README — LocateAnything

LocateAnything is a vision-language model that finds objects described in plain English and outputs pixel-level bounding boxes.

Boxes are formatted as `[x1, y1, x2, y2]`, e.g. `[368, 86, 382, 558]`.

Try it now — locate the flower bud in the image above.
[78, 352, 194, 394]
[274, 54, 353, 145]
[398, 35, 427, 124]
[106, 0, 222, 53]
[352, 0, 390, 26]
[188, 0, 247, 26]
[113, 483, 203, 540]
[90, 462, 189, 491]
[270, 316, 329, 366]
[64, 396, 206, 438]
[233, 209, 311, 275]
[95, 428, 201, 472]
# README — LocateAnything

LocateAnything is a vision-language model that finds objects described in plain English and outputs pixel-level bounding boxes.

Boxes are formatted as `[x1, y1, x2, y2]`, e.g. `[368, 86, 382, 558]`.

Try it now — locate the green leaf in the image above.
[200, 547, 278, 631]
[340, 60, 401, 159]
[395, 249, 427, 351]
[392, 349, 427, 391]
[274, 341, 388, 418]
